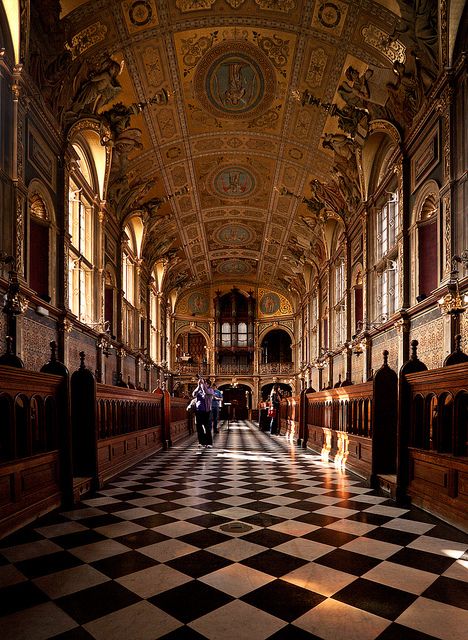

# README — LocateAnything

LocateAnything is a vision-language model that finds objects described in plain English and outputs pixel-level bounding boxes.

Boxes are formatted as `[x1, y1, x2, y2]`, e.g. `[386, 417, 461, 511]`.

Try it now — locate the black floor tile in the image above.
[75, 514, 121, 529]
[269, 625, 323, 639]
[51, 627, 95, 639]
[304, 528, 356, 547]
[15, 551, 82, 578]
[168, 550, 232, 578]
[422, 575, 468, 610]
[0, 528, 42, 548]
[179, 529, 230, 549]
[149, 581, 233, 623]
[390, 547, 455, 574]
[56, 580, 140, 625]
[242, 528, 294, 548]
[131, 513, 177, 528]
[241, 549, 308, 577]
[91, 550, 159, 578]
[0, 580, 48, 615]
[187, 513, 230, 528]
[333, 577, 417, 620]
[348, 512, 392, 526]
[114, 529, 169, 548]
[242, 579, 325, 621]
[52, 530, 106, 549]
[295, 513, 339, 527]
[242, 513, 285, 528]
[159, 626, 207, 639]
[376, 623, 439, 639]
[365, 526, 419, 546]
[315, 548, 381, 576]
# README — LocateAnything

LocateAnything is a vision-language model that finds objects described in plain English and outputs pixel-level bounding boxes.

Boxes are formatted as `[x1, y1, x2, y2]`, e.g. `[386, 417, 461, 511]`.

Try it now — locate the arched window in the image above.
[221, 322, 231, 347]
[417, 194, 438, 299]
[122, 224, 138, 347]
[28, 191, 54, 303]
[374, 188, 399, 321]
[104, 265, 116, 339]
[149, 275, 159, 362]
[333, 256, 346, 347]
[68, 143, 97, 324]
[238, 322, 247, 347]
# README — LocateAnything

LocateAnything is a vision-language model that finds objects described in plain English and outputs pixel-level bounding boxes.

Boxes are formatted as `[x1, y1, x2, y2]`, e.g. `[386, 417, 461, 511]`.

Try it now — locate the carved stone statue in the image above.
[309, 179, 348, 217]
[390, 0, 438, 92]
[69, 57, 123, 115]
[386, 60, 423, 130]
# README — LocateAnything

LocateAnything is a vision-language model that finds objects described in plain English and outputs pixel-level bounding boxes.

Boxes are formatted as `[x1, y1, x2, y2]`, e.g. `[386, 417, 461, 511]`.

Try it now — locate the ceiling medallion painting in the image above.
[214, 223, 254, 246]
[217, 259, 255, 275]
[213, 166, 256, 199]
[194, 40, 276, 120]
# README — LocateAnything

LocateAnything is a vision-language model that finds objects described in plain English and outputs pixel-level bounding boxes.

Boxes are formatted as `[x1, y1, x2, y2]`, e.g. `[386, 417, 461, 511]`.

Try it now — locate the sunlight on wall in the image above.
[3, 0, 20, 63]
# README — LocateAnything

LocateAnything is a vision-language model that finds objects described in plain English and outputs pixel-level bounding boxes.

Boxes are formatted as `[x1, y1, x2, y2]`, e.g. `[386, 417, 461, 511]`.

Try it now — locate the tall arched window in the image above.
[122, 225, 137, 347]
[28, 191, 55, 303]
[417, 194, 438, 300]
[374, 188, 399, 321]
[68, 143, 96, 324]
[333, 256, 346, 347]
[149, 276, 159, 362]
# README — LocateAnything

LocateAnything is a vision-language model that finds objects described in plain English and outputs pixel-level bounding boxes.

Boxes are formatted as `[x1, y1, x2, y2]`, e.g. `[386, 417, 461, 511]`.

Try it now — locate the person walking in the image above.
[192, 377, 214, 447]
[211, 383, 223, 433]
[269, 384, 282, 435]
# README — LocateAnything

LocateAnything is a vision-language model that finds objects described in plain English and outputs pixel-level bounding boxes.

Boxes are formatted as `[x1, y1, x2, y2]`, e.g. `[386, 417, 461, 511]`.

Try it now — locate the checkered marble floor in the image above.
[0, 421, 467, 640]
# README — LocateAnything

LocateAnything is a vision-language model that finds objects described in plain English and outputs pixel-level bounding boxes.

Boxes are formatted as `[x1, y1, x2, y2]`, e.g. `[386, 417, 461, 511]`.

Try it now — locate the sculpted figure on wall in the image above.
[390, 0, 439, 92]
[69, 57, 123, 116]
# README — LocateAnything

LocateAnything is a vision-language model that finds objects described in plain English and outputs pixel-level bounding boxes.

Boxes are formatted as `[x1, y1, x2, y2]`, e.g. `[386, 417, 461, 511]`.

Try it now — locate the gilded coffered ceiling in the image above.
[53, 0, 421, 298]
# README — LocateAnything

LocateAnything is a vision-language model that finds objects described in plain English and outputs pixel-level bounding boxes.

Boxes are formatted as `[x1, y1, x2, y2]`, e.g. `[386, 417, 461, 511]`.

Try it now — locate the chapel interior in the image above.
[0, 1, 467, 639]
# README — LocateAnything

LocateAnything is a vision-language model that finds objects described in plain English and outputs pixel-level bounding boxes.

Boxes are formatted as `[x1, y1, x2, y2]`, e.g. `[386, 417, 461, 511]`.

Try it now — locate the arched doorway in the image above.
[219, 383, 251, 420]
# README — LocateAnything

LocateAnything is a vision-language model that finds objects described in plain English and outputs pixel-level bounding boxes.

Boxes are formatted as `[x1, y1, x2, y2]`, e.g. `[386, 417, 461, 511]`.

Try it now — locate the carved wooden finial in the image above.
[5, 335, 13, 354]
[383, 350, 389, 366]
[410, 340, 419, 359]
[79, 351, 86, 369]
[50, 341, 57, 361]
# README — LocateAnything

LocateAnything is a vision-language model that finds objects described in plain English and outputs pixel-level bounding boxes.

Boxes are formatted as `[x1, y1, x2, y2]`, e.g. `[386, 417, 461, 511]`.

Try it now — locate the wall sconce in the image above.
[438, 252, 468, 316]
[136, 88, 170, 110]
[314, 359, 327, 370]
[2, 268, 28, 316]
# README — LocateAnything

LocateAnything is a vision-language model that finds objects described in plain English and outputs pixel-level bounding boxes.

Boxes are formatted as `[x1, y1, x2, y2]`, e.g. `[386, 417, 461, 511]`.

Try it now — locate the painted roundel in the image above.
[213, 167, 255, 198]
[194, 40, 276, 120]
[214, 223, 254, 247]
[188, 292, 209, 315]
[260, 292, 281, 315]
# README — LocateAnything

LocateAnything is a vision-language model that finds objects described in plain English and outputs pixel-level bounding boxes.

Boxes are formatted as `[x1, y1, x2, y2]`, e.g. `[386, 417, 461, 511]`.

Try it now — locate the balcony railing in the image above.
[259, 362, 294, 375]
[176, 363, 208, 376]
[216, 363, 253, 375]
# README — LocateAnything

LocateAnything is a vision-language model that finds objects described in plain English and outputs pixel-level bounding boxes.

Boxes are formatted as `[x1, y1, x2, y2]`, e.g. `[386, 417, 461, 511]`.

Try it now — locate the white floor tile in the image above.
[84, 600, 181, 640]
[396, 597, 468, 640]
[294, 598, 391, 640]
[189, 599, 286, 640]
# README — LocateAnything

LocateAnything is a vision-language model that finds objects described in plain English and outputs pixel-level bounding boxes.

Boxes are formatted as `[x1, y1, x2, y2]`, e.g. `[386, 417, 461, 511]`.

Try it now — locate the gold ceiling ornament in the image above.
[361, 24, 406, 65]
[176, 0, 216, 12]
[224, 0, 246, 7]
[254, 0, 295, 12]
[123, 0, 159, 33]
[65, 22, 107, 60]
